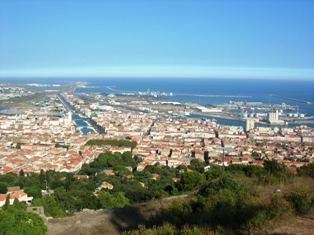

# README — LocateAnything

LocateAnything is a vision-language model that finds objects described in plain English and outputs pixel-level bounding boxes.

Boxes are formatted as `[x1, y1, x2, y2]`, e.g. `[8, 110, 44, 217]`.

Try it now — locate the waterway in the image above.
[58, 95, 96, 135]
[72, 114, 94, 135]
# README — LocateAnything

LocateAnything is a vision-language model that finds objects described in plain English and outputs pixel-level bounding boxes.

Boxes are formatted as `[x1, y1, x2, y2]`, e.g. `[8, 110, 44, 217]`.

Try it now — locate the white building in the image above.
[0, 188, 33, 207]
[68, 112, 73, 123]
[268, 110, 285, 125]
[268, 110, 279, 123]
[246, 118, 255, 131]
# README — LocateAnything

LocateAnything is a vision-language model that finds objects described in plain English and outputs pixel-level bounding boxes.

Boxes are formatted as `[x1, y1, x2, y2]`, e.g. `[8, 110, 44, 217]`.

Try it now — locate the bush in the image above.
[179, 172, 205, 191]
[0, 182, 8, 194]
[199, 175, 242, 197]
[269, 195, 292, 219]
[98, 191, 129, 208]
[189, 159, 206, 173]
[298, 163, 314, 178]
[264, 159, 288, 176]
[286, 190, 313, 214]
[32, 196, 66, 218]
[0, 204, 47, 235]
[124, 224, 216, 235]
[246, 209, 270, 229]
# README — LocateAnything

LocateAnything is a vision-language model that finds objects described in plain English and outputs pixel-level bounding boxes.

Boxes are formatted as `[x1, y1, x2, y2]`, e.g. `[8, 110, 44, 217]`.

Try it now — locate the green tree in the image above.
[86, 139, 137, 149]
[179, 171, 205, 191]
[32, 196, 66, 218]
[3, 195, 10, 209]
[98, 191, 129, 208]
[264, 159, 287, 175]
[19, 169, 25, 177]
[0, 182, 8, 194]
[0, 204, 47, 235]
[24, 186, 42, 199]
[298, 163, 314, 178]
[189, 159, 206, 173]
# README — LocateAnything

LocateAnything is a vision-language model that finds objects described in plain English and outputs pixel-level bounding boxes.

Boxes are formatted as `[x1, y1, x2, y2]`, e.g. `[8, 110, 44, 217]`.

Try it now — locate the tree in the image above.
[3, 195, 10, 209]
[16, 143, 21, 149]
[243, 165, 264, 177]
[199, 175, 242, 197]
[19, 169, 25, 177]
[38, 169, 46, 188]
[204, 151, 209, 165]
[189, 159, 206, 173]
[0, 204, 47, 235]
[179, 171, 205, 191]
[98, 191, 129, 208]
[298, 163, 314, 178]
[264, 159, 287, 175]
[24, 186, 42, 199]
[86, 139, 137, 149]
[32, 196, 66, 218]
[0, 182, 8, 194]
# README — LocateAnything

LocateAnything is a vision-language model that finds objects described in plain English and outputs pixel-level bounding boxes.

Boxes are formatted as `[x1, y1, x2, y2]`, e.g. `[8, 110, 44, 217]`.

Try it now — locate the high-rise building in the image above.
[246, 118, 255, 131]
[268, 110, 284, 125]
[268, 110, 279, 123]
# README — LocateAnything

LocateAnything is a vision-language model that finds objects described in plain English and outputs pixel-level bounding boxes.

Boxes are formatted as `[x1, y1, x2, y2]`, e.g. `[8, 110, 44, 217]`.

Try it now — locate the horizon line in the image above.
[0, 66, 314, 80]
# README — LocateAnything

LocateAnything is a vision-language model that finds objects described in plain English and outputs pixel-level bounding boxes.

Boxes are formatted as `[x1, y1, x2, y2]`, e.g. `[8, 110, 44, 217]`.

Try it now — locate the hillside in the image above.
[47, 195, 189, 235]
[47, 198, 314, 235]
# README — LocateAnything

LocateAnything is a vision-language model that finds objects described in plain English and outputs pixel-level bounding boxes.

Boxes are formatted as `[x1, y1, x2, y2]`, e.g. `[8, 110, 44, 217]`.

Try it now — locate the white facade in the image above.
[268, 110, 279, 123]
[246, 118, 255, 131]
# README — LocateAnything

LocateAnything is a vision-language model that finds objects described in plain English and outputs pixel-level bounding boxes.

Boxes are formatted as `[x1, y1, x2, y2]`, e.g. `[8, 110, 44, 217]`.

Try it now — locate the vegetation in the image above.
[0, 200, 47, 235]
[0, 151, 181, 217]
[80, 151, 140, 176]
[0, 152, 313, 234]
[298, 163, 314, 178]
[55, 143, 70, 150]
[286, 190, 313, 214]
[127, 160, 314, 234]
[124, 224, 217, 235]
[179, 171, 205, 191]
[86, 139, 137, 149]
[98, 191, 129, 208]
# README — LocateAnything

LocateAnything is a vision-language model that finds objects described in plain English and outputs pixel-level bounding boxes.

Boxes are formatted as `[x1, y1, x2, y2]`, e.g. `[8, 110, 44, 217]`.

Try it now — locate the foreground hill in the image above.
[47, 195, 189, 235]
[2, 159, 314, 235]
[47, 199, 314, 235]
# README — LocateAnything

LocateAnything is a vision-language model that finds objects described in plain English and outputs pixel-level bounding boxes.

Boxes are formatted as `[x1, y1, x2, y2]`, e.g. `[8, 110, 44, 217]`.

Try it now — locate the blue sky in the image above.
[0, 0, 313, 79]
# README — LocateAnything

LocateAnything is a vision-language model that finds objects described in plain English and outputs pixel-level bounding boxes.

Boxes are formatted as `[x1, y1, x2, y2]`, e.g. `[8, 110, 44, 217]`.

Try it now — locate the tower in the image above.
[268, 110, 279, 123]
[246, 118, 255, 131]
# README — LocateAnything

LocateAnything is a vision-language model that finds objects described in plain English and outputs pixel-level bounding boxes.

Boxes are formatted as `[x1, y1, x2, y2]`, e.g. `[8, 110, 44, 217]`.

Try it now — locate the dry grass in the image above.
[47, 194, 190, 235]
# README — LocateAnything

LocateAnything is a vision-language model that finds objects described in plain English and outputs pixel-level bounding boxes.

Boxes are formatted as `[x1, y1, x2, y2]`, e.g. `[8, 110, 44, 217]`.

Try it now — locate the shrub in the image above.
[179, 172, 205, 191]
[0, 204, 47, 235]
[124, 224, 217, 235]
[286, 190, 313, 214]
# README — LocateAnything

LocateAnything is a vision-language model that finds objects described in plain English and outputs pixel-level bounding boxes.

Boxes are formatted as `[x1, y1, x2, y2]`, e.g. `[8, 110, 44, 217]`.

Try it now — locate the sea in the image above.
[2, 78, 314, 128]
[73, 78, 313, 111]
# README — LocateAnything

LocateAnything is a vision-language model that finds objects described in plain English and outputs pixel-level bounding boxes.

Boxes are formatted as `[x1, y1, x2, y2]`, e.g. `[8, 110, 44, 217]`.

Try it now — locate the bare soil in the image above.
[47, 194, 189, 235]
[47, 193, 314, 235]
[252, 216, 314, 235]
